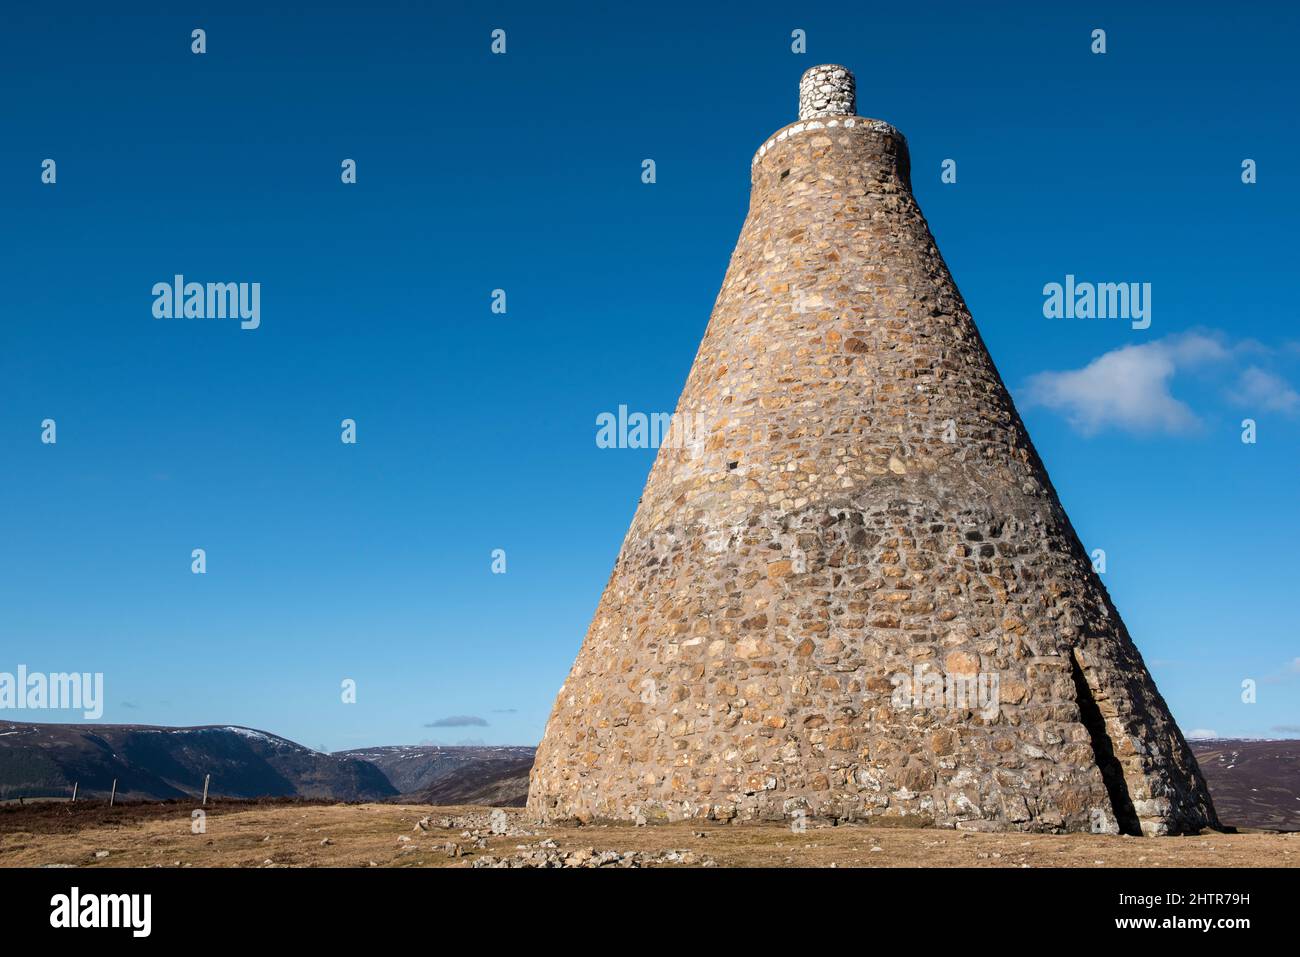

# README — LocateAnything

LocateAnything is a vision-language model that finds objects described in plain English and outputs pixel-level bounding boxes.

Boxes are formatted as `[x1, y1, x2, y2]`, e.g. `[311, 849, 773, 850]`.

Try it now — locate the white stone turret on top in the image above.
[798, 64, 856, 120]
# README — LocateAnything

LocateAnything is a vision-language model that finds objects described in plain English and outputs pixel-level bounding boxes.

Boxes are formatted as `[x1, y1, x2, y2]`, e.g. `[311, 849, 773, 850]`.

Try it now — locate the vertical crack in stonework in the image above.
[1069, 650, 1142, 836]
[527, 66, 1220, 835]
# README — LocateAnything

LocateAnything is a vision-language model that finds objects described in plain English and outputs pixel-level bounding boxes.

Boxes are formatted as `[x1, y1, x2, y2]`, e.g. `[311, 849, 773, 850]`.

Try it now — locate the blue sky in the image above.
[2, 2, 1296, 749]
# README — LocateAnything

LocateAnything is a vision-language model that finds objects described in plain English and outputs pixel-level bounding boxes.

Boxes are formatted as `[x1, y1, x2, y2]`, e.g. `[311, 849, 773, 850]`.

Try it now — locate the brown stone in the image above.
[945, 650, 981, 675]
[527, 65, 1219, 838]
[767, 560, 793, 581]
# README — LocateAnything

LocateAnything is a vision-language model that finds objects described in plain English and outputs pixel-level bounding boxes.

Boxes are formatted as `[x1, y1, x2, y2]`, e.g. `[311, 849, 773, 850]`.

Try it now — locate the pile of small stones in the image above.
[409, 812, 537, 839]
[472, 841, 716, 869]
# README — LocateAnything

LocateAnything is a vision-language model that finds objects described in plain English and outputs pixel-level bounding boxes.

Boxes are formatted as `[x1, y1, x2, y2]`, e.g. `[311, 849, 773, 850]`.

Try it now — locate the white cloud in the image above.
[1232, 367, 1300, 414]
[1022, 333, 1230, 436]
[1185, 728, 1219, 740]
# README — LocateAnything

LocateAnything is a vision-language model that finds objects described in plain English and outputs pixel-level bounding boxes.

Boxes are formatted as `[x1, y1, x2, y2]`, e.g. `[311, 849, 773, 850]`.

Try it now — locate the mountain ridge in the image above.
[4, 722, 1290, 829]
[0, 722, 395, 802]
[0, 722, 534, 807]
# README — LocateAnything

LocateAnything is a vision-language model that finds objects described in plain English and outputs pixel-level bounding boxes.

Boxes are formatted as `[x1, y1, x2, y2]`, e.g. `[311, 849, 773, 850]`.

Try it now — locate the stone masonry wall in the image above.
[528, 77, 1219, 836]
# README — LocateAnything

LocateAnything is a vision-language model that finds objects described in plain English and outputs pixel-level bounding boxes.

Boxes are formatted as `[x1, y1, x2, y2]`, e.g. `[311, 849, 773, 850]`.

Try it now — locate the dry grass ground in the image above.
[0, 802, 1295, 868]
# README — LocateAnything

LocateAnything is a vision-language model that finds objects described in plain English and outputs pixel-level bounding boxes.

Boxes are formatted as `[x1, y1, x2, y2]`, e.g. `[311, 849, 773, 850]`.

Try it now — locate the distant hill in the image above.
[1190, 738, 1300, 831]
[0, 722, 396, 802]
[337, 745, 535, 807]
[11, 722, 1290, 827]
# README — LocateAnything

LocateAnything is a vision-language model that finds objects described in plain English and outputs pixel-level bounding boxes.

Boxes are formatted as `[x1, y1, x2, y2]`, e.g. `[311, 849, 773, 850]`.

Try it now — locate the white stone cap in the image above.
[750, 65, 901, 168]
[799, 64, 856, 120]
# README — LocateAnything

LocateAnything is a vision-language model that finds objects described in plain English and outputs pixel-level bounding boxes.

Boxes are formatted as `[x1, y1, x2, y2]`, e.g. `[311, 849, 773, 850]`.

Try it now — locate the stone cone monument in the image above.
[529, 65, 1218, 835]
